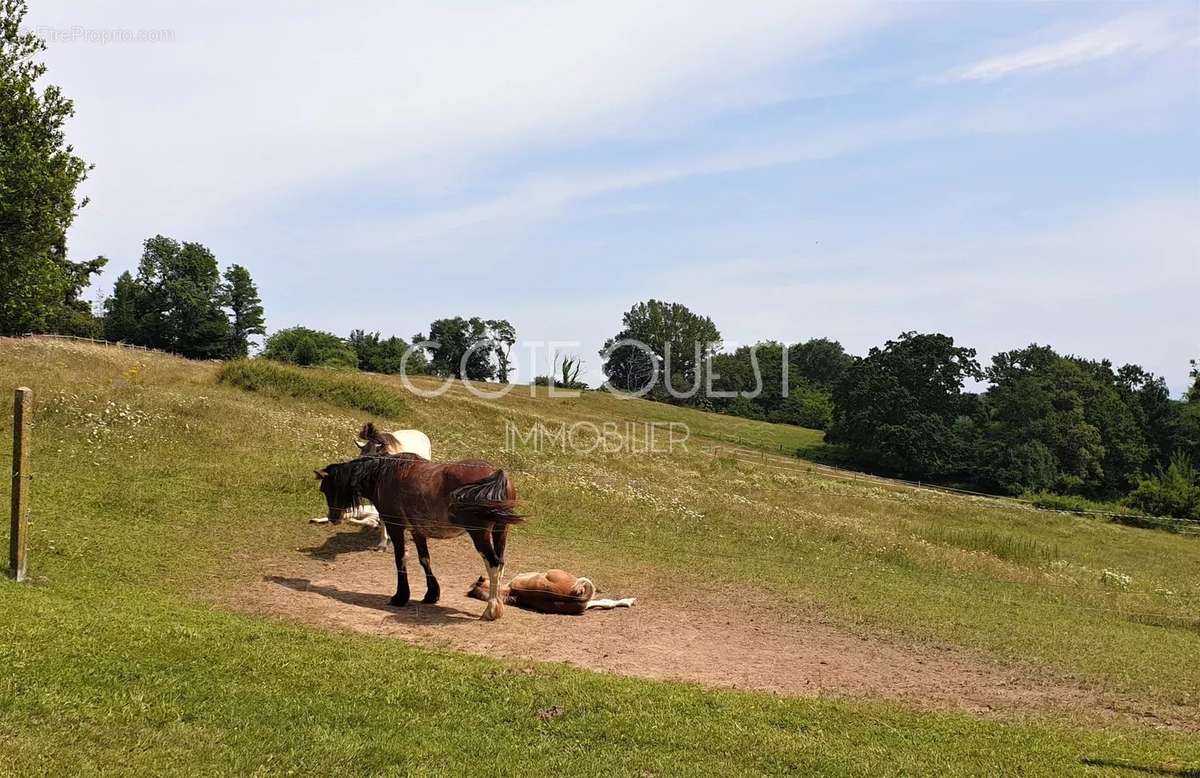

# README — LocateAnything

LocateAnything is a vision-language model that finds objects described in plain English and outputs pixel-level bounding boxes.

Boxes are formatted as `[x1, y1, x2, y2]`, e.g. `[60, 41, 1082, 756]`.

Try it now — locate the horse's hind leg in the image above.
[413, 533, 440, 604]
[375, 520, 390, 552]
[491, 524, 508, 567]
[387, 522, 410, 607]
[467, 526, 504, 620]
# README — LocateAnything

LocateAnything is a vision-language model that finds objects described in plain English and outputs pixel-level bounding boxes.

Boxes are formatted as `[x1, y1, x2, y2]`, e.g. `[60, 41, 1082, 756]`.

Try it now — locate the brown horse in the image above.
[315, 454, 522, 620]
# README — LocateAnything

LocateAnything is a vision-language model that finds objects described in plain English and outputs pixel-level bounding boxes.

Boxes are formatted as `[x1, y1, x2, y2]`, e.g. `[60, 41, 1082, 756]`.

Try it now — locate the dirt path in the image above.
[237, 524, 1196, 731]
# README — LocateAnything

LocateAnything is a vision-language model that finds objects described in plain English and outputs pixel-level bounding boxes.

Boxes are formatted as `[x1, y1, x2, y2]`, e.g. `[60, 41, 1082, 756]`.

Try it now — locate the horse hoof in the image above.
[422, 590, 440, 605]
[389, 595, 410, 607]
[480, 601, 503, 620]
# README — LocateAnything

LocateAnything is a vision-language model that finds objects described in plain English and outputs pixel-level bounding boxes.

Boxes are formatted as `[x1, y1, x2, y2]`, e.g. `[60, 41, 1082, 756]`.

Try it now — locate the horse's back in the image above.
[388, 429, 432, 461]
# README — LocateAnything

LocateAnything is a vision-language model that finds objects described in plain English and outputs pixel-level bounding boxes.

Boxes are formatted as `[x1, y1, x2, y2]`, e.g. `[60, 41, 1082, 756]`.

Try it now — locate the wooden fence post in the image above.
[9, 387, 31, 582]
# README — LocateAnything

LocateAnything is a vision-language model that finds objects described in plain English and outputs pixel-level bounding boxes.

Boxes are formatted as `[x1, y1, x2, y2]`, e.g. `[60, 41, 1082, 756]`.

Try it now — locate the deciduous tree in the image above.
[600, 299, 720, 399]
[827, 332, 982, 479]
[348, 329, 427, 375]
[0, 1, 105, 334]
[415, 316, 501, 380]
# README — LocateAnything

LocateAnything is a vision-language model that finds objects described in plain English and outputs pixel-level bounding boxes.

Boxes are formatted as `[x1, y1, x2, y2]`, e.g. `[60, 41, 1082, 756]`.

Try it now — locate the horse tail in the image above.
[449, 469, 524, 527]
[574, 577, 596, 602]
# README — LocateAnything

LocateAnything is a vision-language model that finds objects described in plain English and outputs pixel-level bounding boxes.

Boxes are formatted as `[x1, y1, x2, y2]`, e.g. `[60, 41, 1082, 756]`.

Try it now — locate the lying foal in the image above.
[467, 569, 636, 615]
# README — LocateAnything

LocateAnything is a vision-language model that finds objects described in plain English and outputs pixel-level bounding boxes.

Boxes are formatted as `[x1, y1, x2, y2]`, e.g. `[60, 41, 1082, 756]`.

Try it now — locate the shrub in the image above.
[723, 395, 764, 421]
[262, 327, 357, 369]
[767, 386, 833, 429]
[533, 375, 589, 390]
[217, 360, 407, 418]
[1125, 453, 1200, 521]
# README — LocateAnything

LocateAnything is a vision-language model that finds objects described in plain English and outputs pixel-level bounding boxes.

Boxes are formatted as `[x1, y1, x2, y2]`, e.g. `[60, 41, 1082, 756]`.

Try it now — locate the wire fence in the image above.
[352, 510, 1200, 623]
[18, 332, 182, 356]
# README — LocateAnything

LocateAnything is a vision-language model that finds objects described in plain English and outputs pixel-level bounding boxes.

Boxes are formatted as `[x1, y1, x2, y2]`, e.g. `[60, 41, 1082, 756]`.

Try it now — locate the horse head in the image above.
[314, 463, 358, 524]
[355, 421, 396, 456]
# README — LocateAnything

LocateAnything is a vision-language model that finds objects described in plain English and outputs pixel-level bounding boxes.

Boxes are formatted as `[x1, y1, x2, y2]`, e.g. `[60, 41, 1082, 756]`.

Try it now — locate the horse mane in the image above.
[358, 421, 388, 444]
[322, 455, 407, 508]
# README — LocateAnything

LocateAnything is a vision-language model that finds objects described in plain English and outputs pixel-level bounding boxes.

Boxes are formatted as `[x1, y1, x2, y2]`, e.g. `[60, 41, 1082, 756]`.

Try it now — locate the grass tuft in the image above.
[919, 525, 1059, 565]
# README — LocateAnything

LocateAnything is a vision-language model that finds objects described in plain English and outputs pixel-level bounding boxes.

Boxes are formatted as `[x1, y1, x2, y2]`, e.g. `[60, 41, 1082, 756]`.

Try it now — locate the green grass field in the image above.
[2, 337, 1199, 776]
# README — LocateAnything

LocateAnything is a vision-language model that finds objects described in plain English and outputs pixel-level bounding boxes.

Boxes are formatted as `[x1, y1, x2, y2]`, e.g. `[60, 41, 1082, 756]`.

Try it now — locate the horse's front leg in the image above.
[387, 522, 410, 607]
[412, 533, 440, 604]
[467, 526, 504, 620]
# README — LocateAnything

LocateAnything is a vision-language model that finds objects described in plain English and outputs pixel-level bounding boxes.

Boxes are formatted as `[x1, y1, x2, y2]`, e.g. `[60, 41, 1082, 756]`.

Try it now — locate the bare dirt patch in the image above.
[237, 524, 1197, 731]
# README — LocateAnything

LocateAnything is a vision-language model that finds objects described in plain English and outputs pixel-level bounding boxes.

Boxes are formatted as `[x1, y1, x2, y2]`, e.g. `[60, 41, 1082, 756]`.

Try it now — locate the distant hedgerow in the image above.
[217, 359, 407, 418]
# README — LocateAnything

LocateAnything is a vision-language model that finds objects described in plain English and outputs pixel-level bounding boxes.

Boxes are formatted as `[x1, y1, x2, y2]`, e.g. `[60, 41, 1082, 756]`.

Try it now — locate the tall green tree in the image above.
[0, 1, 105, 334]
[220, 264, 266, 357]
[1189, 359, 1199, 404]
[45, 254, 107, 336]
[706, 339, 846, 428]
[1115, 363, 1178, 472]
[131, 235, 229, 358]
[348, 329, 427, 375]
[789, 338, 853, 390]
[416, 317, 497, 380]
[102, 270, 141, 343]
[487, 319, 516, 383]
[982, 346, 1150, 497]
[600, 299, 721, 400]
[827, 332, 982, 479]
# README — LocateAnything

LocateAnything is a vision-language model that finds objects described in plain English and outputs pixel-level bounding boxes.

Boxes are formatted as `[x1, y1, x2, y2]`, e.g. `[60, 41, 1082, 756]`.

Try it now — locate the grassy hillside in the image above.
[2, 338, 1199, 775]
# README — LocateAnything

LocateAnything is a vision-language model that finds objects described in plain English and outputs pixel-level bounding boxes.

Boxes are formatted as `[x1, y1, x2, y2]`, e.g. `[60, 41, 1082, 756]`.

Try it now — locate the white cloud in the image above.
[319, 77, 1188, 257]
[26, 1, 889, 259]
[950, 11, 1183, 82]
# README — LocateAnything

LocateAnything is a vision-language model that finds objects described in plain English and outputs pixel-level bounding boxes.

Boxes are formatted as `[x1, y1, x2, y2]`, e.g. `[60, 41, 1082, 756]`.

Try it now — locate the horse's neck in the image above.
[357, 462, 386, 504]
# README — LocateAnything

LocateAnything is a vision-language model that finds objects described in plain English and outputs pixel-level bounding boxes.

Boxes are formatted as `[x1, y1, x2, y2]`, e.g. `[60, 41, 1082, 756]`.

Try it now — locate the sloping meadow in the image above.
[217, 359, 1200, 708]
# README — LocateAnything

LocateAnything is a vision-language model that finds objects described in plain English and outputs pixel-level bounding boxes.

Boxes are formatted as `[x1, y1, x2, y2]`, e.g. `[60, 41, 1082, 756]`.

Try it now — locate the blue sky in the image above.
[30, 1, 1200, 393]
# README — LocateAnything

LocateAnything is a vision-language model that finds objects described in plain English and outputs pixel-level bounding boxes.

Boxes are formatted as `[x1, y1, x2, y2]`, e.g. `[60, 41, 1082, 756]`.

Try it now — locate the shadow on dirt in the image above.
[298, 525, 383, 562]
[265, 575, 479, 624]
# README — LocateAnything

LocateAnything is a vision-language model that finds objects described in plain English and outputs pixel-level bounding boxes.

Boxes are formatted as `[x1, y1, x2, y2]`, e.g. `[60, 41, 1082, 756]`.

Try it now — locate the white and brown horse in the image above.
[315, 454, 522, 620]
[355, 422, 431, 461]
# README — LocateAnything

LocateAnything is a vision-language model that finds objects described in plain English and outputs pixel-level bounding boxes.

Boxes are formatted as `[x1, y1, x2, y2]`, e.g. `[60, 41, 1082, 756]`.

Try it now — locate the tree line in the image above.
[827, 334, 1200, 519]
[598, 300, 1200, 520]
[261, 316, 516, 382]
[599, 299, 852, 428]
